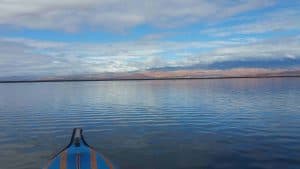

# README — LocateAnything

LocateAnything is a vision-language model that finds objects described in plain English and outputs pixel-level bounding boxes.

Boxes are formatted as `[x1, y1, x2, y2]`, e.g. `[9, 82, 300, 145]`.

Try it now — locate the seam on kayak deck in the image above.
[76, 153, 80, 169]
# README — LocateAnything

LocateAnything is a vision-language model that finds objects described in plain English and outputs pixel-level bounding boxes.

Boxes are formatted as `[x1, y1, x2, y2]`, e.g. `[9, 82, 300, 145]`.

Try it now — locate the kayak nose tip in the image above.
[72, 128, 83, 147]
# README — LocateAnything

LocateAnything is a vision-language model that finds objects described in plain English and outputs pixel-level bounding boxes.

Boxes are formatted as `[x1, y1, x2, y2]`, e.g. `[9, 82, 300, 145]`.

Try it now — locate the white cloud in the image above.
[0, 0, 275, 31]
[202, 8, 300, 37]
[188, 37, 300, 65]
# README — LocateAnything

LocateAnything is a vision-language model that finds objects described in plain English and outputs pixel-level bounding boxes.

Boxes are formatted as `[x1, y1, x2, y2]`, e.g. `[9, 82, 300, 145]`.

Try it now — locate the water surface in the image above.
[0, 78, 300, 169]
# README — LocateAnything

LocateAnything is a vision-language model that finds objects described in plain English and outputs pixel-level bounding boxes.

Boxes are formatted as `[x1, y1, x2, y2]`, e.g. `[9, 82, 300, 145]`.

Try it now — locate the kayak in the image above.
[43, 128, 114, 169]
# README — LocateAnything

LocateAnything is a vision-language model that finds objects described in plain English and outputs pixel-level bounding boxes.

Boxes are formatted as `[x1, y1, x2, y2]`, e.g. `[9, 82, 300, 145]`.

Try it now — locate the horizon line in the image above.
[1, 75, 300, 84]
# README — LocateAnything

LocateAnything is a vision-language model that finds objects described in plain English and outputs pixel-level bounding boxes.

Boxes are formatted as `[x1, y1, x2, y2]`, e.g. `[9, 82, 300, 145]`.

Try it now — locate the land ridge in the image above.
[1, 68, 300, 83]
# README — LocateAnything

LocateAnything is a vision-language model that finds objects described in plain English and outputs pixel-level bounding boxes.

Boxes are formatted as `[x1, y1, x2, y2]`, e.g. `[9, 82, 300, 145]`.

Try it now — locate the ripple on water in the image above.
[0, 79, 300, 169]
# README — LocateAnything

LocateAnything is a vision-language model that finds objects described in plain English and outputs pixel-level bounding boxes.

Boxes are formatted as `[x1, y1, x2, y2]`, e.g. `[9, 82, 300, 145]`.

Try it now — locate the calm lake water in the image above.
[0, 78, 300, 169]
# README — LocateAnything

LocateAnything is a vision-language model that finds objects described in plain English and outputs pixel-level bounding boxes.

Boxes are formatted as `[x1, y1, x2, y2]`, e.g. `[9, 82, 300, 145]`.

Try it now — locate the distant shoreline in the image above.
[1, 75, 300, 83]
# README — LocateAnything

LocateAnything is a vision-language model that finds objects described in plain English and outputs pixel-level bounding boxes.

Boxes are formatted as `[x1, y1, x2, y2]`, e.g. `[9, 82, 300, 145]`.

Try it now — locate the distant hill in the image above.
[0, 68, 300, 83]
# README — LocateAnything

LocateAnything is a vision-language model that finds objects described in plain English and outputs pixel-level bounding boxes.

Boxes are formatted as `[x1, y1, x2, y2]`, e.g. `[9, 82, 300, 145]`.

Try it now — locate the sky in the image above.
[0, 0, 300, 77]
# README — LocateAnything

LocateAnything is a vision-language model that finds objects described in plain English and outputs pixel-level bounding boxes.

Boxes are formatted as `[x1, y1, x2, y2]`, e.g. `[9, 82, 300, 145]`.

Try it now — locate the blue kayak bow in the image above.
[43, 128, 114, 169]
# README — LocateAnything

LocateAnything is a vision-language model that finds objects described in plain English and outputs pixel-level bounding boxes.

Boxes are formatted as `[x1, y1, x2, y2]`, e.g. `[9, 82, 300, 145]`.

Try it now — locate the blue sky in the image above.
[0, 0, 300, 77]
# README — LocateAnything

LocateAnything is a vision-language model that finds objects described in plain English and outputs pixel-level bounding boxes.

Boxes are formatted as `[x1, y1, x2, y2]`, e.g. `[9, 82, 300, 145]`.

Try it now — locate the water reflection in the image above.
[0, 78, 300, 169]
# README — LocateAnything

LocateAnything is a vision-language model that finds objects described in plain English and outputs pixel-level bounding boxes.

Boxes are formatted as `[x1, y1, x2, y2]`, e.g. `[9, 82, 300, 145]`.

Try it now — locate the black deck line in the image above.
[49, 128, 90, 160]
[1, 75, 300, 83]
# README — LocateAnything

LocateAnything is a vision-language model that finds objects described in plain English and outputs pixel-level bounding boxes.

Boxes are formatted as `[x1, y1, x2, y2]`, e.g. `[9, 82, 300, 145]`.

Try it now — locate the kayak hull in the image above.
[43, 128, 114, 169]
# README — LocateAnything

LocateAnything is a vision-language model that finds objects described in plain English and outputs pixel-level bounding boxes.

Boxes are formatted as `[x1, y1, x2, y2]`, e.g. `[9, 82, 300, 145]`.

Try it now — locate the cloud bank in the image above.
[1, 36, 300, 77]
[0, 0, 274, 31]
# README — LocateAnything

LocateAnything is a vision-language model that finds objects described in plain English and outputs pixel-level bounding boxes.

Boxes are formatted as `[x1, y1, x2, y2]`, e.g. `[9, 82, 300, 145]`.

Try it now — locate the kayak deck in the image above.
[44, 128, 114, 169]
